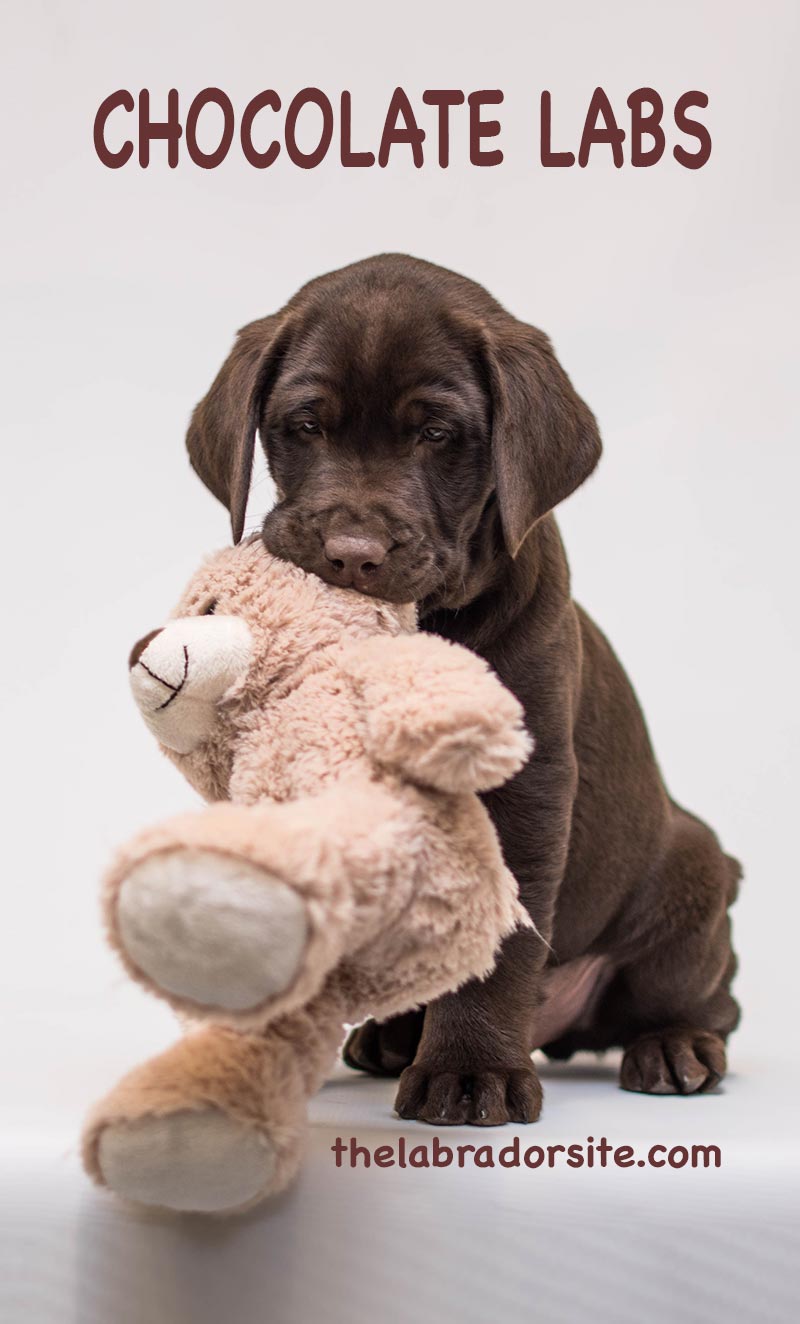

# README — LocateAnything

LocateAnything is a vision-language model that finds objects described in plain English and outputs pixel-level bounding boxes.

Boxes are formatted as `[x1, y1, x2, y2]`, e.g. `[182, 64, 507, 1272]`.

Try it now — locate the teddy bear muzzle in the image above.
[128, 615, 253, 754]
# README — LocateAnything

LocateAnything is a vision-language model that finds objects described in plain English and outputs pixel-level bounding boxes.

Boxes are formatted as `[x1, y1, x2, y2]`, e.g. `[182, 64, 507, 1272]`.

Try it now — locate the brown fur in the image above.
[185, 254, 741, 1121]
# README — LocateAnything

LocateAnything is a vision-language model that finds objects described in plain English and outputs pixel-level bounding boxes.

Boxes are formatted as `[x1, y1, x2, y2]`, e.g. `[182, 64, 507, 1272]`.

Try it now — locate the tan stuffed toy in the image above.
[82, 539, 532, 1215]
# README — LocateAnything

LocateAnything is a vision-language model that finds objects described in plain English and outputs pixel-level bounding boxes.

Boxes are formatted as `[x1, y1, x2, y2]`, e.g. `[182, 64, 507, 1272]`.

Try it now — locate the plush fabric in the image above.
[83, 539, 533, 1214]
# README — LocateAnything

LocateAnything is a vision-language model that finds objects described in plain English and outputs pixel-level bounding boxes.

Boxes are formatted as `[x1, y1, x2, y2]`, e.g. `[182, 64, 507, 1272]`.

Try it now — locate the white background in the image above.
[1, 2, 798, 1319]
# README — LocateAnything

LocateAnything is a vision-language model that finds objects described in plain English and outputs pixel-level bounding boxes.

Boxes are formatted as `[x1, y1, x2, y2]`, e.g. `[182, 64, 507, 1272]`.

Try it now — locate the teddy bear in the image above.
[81, 538, 534, 1215]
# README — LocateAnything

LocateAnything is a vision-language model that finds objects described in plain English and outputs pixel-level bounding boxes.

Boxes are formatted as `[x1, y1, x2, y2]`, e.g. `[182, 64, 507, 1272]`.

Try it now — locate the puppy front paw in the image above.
[395, 1059, 542, 1125]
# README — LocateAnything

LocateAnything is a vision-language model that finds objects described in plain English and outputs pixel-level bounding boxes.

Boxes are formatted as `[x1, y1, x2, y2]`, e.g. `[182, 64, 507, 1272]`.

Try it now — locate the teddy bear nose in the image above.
[129, 628, 163, 670]
[323, 535, 388, 581]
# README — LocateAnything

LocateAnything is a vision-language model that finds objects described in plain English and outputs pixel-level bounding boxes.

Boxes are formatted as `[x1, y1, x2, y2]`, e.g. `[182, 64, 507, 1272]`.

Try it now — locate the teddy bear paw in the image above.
[116, 849, 308, 1014]
[97, 1108, 276, 1214]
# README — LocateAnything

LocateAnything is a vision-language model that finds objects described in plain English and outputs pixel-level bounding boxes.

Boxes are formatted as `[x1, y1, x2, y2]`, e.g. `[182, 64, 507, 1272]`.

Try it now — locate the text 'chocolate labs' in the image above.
[93, 87, 712, 171]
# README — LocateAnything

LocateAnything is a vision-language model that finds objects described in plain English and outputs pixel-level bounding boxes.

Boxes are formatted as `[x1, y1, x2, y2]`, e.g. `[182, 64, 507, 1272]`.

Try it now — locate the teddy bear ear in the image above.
[186, 314, 294, 543]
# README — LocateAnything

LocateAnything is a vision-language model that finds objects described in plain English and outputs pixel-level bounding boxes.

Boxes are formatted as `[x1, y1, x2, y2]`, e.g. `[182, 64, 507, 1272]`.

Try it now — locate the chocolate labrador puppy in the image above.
[186, 253, 740, 1125]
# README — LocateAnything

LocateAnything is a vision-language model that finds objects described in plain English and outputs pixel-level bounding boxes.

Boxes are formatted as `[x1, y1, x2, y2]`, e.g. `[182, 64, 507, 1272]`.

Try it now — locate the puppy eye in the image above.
[202, 599, 217, 616]
[298, 419, 321, 436]
[421, 426, 448, 443]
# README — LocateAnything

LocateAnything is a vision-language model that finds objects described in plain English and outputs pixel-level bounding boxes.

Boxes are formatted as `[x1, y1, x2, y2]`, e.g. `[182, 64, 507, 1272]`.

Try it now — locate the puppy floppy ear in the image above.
[484, 320, 601, 557]
[186, 314, 293, 544]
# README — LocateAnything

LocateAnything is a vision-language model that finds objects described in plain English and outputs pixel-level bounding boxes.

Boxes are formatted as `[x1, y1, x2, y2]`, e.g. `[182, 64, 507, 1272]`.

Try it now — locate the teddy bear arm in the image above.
[339, 634, 533, 794]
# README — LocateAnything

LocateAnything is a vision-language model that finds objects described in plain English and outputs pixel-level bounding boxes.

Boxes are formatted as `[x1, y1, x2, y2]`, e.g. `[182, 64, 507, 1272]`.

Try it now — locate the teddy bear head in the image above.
[128, 538, 416, 758]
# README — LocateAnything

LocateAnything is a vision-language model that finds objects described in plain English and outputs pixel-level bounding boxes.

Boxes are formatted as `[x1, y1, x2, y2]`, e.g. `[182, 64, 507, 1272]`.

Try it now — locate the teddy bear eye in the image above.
[202, 599, 218, 616]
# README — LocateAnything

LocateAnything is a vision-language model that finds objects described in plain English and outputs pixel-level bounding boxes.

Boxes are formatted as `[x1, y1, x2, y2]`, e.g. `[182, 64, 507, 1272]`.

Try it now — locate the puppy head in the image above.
[187, 255, 601, 609]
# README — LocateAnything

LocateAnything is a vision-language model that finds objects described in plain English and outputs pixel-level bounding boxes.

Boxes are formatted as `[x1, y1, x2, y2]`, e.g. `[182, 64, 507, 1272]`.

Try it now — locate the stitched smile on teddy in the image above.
[136, 642, 189, 710]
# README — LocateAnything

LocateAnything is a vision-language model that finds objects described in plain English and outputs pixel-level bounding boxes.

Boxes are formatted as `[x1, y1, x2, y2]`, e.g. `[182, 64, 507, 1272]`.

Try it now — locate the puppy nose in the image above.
[324, 535, 388, 579]
[129, 628, 163, 670]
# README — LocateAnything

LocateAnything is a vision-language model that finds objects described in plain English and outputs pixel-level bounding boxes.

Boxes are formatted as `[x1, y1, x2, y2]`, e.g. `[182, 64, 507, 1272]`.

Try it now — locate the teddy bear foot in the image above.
[96, 1107, 277, 1214]
[116, 848, 309, 1013]
[83, 1025, 317, 1215]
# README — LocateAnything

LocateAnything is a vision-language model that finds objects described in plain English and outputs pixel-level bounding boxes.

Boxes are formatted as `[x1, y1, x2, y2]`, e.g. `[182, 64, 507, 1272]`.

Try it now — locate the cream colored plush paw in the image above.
[97, 1108, 276, 1213]
[116, 849, 308, 1012]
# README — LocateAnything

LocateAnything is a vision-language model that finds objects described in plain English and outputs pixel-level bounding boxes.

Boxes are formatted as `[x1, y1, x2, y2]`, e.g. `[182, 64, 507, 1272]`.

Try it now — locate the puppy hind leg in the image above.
[619, 811, 740, 1096]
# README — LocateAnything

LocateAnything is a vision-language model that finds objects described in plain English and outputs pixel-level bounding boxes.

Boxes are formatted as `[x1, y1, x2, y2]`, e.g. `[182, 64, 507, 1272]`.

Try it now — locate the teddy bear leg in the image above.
[105, 789, 415, 1024]
[83, 1003, 344, 1215]
[113, 847, 310, 1016]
